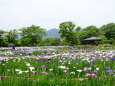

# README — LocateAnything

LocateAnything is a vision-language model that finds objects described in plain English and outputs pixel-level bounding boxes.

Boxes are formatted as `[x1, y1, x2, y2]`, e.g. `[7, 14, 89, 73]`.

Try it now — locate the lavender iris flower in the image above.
[107, 70, 115, 72]
[93, 70, 98, 73]
[105, 66, 111, 69]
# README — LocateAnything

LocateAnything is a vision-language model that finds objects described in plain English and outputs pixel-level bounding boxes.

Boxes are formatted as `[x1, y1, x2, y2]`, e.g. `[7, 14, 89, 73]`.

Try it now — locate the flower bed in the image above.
[0, 47, 115, 86]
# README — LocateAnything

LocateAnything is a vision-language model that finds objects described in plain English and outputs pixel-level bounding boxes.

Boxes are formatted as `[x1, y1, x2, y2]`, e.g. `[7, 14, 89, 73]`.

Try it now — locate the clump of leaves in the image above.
[112, 55, 115, 58]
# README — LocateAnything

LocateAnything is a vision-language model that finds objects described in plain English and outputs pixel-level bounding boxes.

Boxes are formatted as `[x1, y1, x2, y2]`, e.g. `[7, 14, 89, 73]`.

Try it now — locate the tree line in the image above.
[0, 21, 115, 47]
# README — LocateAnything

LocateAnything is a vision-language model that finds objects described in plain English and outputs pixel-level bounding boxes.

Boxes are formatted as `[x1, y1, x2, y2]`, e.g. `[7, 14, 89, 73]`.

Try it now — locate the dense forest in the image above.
[0, 21, 115, 46]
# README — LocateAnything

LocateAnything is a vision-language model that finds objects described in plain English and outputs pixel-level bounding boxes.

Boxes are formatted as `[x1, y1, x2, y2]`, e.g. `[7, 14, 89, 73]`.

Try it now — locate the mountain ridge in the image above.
[43, 28, 60, 38]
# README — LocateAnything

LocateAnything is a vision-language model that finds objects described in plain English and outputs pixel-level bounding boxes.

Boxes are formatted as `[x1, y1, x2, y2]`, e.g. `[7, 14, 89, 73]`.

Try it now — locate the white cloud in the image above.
[0, 0, 115, 31]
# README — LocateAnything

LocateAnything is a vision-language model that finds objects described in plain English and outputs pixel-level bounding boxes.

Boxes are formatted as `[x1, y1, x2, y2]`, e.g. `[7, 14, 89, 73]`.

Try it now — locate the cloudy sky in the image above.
[0, 0, 115, 31]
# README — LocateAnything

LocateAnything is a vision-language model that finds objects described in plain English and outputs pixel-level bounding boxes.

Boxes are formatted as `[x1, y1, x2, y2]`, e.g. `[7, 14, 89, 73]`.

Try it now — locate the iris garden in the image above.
[0, 46, 115, 86]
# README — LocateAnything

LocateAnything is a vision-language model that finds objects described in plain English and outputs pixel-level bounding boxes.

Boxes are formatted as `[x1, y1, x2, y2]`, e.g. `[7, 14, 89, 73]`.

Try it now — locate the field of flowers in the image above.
[0, 46, 115, 86]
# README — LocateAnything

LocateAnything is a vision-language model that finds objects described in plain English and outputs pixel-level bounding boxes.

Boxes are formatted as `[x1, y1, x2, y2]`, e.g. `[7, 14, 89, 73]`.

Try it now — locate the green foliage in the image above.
[60, 39, 69, 46]
[6, 29, 19, 45]
[1, 37, 9, 46]
[20, 37, 31, 46]
[98, 44, 113, 47]
[59, 21, 77, 45]
[0, 22, 115, 46]
[97, 35, 109, 44]
[75, 26, 81, 32]
[100, 23, 115, 39]
[74, 45, 94, 48]
[78, 26, 100, 44]
[82, 26, 99, 36]
[0, 30, 5, 37]
[59, 21, 75, 38]
[0, 50, 115, 86]
[40, 38, 60, 46]
[19, 25, 46, 46]
[0, 30, 8, 47]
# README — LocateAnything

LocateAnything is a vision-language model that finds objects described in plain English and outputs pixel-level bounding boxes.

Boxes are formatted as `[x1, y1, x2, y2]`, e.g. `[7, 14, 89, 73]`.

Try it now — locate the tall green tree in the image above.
[59, 21, 77, 45]
[74, 26, 82, 44]
[6, 29, 19, 45]
[0, 30, 8, 47]
[100, 23, 115, 39]
[82, 26, 99, 37]
[19, 25, 46, 46]
[0, 30, 5, 37]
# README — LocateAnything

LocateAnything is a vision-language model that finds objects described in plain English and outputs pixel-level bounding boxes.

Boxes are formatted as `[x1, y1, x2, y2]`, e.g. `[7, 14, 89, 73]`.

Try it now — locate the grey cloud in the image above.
[0, 0, 115, 31]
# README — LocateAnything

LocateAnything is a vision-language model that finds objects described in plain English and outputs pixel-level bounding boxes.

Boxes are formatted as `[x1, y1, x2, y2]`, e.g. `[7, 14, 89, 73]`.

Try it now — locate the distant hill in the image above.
[43, 29, 60, 38]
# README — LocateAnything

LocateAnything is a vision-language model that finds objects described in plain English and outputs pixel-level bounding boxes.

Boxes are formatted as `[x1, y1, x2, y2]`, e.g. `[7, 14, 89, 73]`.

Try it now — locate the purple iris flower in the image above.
[107, 57, 115, 60]
[0, 76, 3, 79]
[107, 70, 115, 72]
[105, 66, 111, 69]
[30, 71, 38, 74]
[76, 62, 81, 63]
[88, 66, 92, 68]
[110, 58, 115, 60]
[93, 70, 98, 73]
[39, 59, 45, 62]
[86, 74, 97, 77]
[107, 57, 111, 60]
[41, 65, 47, 68]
